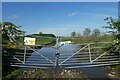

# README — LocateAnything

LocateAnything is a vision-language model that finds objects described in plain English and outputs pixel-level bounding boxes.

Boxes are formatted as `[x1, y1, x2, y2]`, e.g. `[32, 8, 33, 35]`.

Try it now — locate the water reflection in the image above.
[23, 44, 109, 78]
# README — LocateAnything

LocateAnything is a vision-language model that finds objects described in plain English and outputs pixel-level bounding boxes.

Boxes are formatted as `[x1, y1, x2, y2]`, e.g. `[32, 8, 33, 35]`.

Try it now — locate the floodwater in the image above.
[21, 44, 109, 79]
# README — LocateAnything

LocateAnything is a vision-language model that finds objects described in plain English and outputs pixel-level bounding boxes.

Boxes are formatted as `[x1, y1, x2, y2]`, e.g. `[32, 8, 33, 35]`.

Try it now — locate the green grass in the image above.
[15, 36, 56, 45]
[2, 70, 20, 80]
[36, 37, 55, 45]
[114, 65, 120, 71]
[71, 35, 114, 44]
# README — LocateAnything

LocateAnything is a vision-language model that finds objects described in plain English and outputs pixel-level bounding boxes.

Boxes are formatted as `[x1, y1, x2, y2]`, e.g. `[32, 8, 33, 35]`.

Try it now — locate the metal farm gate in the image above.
[3, 37, 120, 69]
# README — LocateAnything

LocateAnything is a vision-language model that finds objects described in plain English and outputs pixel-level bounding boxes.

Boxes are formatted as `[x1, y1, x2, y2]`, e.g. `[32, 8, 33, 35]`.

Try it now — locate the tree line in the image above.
[71, 28, 101, 38]
[70, 27, 114, 44]
[70, 17, 120, 45]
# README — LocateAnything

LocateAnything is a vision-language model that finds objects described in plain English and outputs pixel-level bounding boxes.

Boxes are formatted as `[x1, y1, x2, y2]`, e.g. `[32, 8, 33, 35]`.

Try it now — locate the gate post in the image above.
[23, 45, 26, 64]
[55, 49, 60, 69]
[54, 36, 61, 69]
[88, 44, 92, 63]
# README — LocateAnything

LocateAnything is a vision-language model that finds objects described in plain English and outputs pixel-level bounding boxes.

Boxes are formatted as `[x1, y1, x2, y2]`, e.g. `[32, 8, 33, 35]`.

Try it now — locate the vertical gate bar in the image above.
[54, 36, 61, 69]
[23, 45, 26, 64]
[55, 49, 60, 68]
[56, 36, 59, 45]
[88, 44, 92, 63]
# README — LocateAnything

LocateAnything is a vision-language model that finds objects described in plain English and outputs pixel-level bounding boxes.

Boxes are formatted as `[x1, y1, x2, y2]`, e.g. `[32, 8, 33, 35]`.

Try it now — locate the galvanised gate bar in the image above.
[3, 37, 120, 69]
